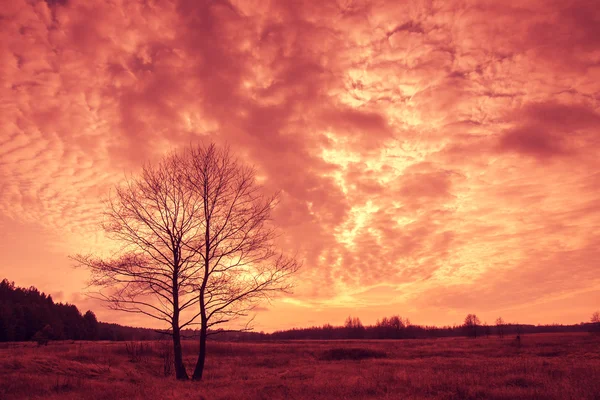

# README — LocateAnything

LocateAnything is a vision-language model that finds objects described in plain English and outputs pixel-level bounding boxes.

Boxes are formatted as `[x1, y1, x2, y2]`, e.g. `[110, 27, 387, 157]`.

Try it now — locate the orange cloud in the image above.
[1, 0, 598, 331]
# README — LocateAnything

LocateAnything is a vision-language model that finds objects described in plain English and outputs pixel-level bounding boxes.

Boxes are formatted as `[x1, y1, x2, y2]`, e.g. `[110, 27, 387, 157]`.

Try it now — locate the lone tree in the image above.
[74, 153, 204, 380]
[185, 144, 299, 380]
[464, 314, 481, 338]
[76, 143, 299, 381]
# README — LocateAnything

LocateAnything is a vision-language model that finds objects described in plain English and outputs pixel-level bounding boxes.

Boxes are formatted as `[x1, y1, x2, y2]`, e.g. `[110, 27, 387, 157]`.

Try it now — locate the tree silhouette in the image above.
[375, 315, 409, 339]
[74, 151, 206, 380]
[464, 314, 481, 338]
[344, 316, 366, 339]
[0, 279, 99, 342]
[74, 143, 299, 381]
[591, 311, 600, 334]
[495, 317, 505, 338]
[84, 311, 99, 340]
[185, 144, 299, 381]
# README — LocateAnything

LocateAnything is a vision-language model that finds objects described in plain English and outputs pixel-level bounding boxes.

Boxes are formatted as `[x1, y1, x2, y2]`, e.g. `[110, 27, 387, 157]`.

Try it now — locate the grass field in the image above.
[1, 333, 599, 399]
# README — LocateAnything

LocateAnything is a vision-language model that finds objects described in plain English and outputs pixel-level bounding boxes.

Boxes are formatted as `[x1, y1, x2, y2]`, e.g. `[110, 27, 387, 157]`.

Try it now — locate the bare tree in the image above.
[184, 144, 300, 381]
[74, 143, 299, 381]
[344, 316, 366, 339]
[73, 153, 204, 380]
[464, 314, 481, 338]
[375, 315, 409, 339]
[592, 311, 600, 334]
[344, 316, 364, 329]
[495, 317, 505, 338]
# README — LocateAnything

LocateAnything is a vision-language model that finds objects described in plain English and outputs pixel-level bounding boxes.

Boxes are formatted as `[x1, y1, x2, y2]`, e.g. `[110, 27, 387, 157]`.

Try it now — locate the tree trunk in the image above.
[192, 318, 207, 380]
[173, 324, 189, 380]
[193, 220, 210, 382]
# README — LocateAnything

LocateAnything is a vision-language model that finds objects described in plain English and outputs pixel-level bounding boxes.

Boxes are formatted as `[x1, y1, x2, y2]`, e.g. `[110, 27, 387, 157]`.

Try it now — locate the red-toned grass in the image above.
[1, 333, 599, 399]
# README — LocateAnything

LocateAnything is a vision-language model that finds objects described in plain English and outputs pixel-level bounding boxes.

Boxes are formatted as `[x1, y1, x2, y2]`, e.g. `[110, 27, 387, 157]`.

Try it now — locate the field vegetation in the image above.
[1, 333, 599, 399]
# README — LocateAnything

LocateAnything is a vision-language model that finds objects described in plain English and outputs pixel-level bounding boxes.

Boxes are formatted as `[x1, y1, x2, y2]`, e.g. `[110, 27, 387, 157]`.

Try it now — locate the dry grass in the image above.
[1, 333, 599, 399]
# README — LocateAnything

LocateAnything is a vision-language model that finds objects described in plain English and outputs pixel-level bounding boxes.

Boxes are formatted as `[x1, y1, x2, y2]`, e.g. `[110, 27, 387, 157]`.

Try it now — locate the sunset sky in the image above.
[1, 0, 599, 332]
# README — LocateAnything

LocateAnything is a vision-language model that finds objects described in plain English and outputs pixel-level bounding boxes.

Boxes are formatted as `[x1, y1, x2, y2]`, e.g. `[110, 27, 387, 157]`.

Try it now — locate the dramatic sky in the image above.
[1, 0, 599, 331]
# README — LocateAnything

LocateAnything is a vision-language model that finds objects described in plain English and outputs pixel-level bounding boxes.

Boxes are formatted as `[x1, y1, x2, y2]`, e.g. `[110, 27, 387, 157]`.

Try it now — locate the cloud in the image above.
[1, 0, 599, 329]
[497, 102, 600, 159]
[498, 126, 570, 159]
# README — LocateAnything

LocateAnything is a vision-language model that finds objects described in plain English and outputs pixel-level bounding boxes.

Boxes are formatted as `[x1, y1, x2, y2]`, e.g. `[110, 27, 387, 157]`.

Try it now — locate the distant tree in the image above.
[375, 315, 409, 339]
[591, 311, 600, 334]
[464, 314, 481, 338]
[483, 322, 491, 338]
[345, 316, 366, 339]
[495, 317, 505, 338]
[32, 324, 53, 346]
[321, 324, 334, 340]
[389, 316, 404, 330]
[83, 310, 99, 340]
[344, 316, 358, 328]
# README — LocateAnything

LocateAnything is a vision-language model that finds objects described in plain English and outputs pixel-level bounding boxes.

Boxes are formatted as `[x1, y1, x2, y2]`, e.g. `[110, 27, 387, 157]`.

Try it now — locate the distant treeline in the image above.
[0, 279, 168, 342]
[221, 316, 599, 341]
[1, 279, 98, 342]
[266, 320, 597, 341]
[1, 279, 597, 343]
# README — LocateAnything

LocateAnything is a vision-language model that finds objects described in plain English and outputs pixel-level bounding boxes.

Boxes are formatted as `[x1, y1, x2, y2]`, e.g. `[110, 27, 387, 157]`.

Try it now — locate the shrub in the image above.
[32, 324, 53, 346]
[124, 341, 152, 363]
[156, 341, 173, 376]
[319, 347, 387, 361]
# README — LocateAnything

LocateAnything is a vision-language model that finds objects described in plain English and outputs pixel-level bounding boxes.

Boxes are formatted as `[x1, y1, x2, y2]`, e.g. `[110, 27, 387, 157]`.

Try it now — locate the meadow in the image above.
[1, 333, 599, 400]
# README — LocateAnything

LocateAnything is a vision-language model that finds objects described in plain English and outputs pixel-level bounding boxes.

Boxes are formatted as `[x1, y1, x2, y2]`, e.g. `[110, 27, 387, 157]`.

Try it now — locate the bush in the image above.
[124, 341, 153, 362]
[32, 324, 53, 346]
[319, 347, 387, 361]
[156, 341, 173, 376]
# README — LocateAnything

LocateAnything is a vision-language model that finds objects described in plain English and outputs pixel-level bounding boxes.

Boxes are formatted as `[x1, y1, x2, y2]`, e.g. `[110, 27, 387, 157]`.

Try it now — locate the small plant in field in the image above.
[157, 341, 174, 377]
[125, 341, 152, 363]
[91, 344, 115, 373]
[96, 350, 114, 373]
[52, 374, 83, 393]
[7, 358, 24, 370]
[32, 332, 48, 346]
